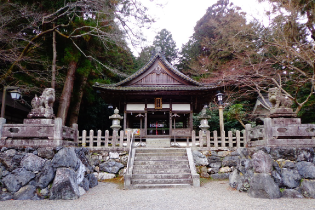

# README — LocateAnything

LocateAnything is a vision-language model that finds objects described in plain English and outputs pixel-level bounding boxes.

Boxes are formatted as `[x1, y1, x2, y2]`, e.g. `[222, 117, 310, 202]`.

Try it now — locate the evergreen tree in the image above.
[153, 29, 178, 64]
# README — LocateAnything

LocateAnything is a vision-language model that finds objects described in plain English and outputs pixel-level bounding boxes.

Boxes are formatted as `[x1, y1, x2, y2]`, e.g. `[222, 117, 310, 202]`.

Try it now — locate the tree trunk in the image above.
[51, 23, 57, 89]
[57, 60, 77, 125]
[69, 73, 88, 126]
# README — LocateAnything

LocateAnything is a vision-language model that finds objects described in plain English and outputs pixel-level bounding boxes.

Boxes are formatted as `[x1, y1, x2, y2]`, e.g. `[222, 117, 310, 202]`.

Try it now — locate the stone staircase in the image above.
[126, 148, 200, 189]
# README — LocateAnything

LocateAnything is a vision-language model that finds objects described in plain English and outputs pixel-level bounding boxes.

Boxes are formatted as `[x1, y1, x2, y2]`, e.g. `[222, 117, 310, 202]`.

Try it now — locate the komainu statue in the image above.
[28, 88, 55, 118]
[31, 88, 55, 109]
[268, 87, 292, 109]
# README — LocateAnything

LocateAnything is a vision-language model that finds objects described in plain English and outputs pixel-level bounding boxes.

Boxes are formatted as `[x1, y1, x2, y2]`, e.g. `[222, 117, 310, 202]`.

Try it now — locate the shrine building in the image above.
[94, 48, 217, 140]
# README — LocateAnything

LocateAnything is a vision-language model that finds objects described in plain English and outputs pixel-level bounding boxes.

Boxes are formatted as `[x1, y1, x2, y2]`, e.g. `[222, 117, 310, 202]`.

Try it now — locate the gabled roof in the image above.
[94, 50, 216, 92]
[114, 52, 202, 87]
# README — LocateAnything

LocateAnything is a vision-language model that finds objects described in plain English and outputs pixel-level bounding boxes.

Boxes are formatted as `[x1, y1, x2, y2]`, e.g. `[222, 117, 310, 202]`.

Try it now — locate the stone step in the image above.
[136, 148, 186, 153]
[135, 152, 187, 157]
[134, 156, 188, 161]
[131, 184, 192, 189]
[132, 178, 193, 185]
[132, 173, 192, 180]
[133, 160, 189, 166]
[133, 164, 190, 170]
[132, 168, 191, 174]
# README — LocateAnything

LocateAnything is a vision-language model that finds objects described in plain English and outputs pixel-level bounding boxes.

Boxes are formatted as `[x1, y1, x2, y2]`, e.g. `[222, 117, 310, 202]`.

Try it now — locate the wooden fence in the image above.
[79, 129, 247, 150]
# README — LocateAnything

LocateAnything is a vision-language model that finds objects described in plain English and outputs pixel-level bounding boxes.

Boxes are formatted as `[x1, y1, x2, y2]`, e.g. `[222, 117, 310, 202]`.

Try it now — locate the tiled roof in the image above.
[111, 52, 202, 87]
[94, 84, 216, 91]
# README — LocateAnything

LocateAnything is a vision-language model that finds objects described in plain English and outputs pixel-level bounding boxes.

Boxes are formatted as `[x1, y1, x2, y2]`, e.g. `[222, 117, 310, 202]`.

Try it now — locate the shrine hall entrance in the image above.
[147, 111, 169, 136]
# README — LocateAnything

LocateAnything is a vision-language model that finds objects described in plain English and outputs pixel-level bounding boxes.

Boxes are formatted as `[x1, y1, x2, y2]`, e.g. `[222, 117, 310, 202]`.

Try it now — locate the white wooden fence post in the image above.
[213, 130, 218, 149]
[127, 130, 131, 148]
[97, 130, 101, 148]
[228, 131, 233, 147]
[221, 131, 226, 148]
[82, 130, 86, 147]
[236, 130, 241, 148]
[105, 130, 109, 148]
[89, 130, 94, 148]
[192, 130, 196, 147]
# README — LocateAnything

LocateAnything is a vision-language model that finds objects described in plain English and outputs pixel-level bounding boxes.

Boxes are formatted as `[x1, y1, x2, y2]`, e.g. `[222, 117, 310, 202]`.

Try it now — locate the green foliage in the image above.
[193, 103, 244, 132]
[152, 29, 178, 64]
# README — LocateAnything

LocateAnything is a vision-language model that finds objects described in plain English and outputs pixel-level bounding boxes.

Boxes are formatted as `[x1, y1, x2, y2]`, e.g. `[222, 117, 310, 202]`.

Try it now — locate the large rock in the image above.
[297, 148, 314, 162]
[0, 150, 24, 171]
[21, 153, 45, 172]
[52, 147, 79, 170]
[222, 156, 239, 167]
[76, 159, 86, 184]
[2, 168, 35, 192]
[87, 173, 98, 188]
[50, 167, 80, 200]
[252, 150, 273, 173]
[229, 170, 242, 190]
[281, 168, 301, 188]
[296, 161, 315, 179]
[13, 185, 36, 200]
[37, 147, 55, 159]
[99, 160, 124, 174]
[281, 189, 304, 198]
[75, 148, 93, 173]
[300, 179, 315, 198]
[0, 192, 13, 201]
[248, 173, 281, 199]
[37, 160, 55, 189]
[192, 150, 209, 166]
[79, 177, 90, 192]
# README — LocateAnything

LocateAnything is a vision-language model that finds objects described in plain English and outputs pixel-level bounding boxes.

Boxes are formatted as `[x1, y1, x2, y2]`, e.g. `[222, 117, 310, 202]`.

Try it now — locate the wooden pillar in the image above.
[123, 103, 127, 132]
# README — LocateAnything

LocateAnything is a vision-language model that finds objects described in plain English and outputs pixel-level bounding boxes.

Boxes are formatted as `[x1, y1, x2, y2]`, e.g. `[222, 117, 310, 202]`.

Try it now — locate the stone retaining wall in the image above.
[228, 147, 315, 199]
[0, 147, 98, 200]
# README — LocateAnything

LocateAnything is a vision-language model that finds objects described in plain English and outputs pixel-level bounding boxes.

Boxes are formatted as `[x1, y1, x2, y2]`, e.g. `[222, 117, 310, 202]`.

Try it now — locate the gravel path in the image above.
[1, 181, 315, 210]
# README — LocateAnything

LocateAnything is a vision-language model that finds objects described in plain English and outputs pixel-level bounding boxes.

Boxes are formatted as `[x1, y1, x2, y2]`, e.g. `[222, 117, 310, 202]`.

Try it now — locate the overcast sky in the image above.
[132, 0, 270, 55]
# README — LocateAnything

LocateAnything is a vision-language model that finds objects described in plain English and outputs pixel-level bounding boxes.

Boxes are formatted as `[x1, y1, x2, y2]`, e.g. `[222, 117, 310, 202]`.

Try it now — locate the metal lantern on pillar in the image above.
[9, 89, 21, 100]
[109, 107, 123, 133]
[216, 91, 225, 138]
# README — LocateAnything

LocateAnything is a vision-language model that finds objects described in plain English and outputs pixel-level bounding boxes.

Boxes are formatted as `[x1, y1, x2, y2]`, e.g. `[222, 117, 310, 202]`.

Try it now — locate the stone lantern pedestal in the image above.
[109, 108, 123, 133]
[198, 106, 211, 145]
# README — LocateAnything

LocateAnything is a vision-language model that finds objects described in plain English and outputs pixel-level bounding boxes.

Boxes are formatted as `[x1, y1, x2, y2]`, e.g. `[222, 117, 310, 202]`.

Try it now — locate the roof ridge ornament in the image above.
[155, 46, 162, 53]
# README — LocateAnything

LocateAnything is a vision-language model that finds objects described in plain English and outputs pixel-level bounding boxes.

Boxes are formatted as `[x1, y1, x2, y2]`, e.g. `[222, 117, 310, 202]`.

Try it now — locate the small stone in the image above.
[209, 162, 222, 168]
[200, 172, 210, 178]
[219, 166, 231, 173]
[88, 173, 98, 188]
[218, 151, 230, 157]
[37, 147, 55, 159]
[94, 166, 100, 173]
[99, 160, 124, 174]
[96, 172, 116, 180]
[192, 150, 209, 166]
[13, 185, 36, 200]
[222, 156, 239, 167]
[281, 189, 304, 198]
[300, 179, 315, 198]
[109, 152, 119, 159]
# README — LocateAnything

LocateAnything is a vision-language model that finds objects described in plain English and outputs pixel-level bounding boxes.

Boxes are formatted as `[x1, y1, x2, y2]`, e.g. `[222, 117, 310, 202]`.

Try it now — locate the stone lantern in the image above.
[198, 105, 211, 142]
[109, 107, 123, 133]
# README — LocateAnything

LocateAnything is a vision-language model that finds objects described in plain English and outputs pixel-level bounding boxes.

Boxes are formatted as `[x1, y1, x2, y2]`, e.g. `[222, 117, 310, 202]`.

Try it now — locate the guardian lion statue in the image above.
[31, 88, 55, 109]
[268, 87, 292, 108]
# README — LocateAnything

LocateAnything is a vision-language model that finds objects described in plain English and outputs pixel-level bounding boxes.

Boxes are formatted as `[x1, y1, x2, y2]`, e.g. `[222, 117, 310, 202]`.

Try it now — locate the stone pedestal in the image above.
[146, 138, 170, 148]
[270, 108, 297, 118]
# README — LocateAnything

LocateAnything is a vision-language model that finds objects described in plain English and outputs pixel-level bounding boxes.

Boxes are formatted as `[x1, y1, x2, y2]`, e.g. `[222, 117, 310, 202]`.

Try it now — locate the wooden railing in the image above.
[78, 129, 247, 149]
